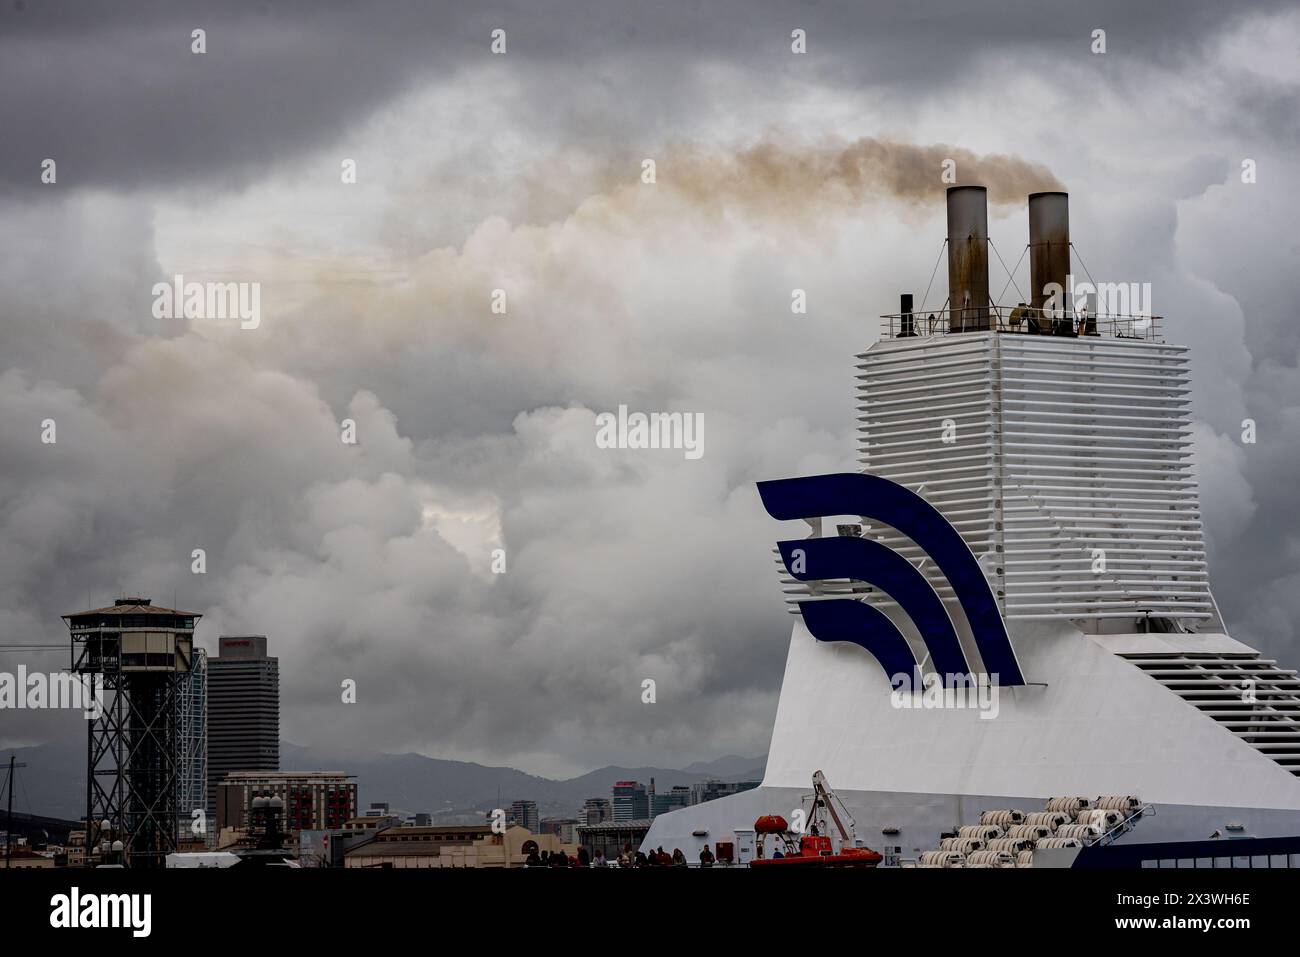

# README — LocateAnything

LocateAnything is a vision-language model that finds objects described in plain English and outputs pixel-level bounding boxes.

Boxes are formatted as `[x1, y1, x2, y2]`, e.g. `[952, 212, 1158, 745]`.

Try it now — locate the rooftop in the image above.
[346, 843, 444, 858]
[370, 824, 497, 844]
[63, 597, 201, 620]
[220, 771, 355, 782]
[576, 819, 654, 832]
[879, 305, 1163, 343]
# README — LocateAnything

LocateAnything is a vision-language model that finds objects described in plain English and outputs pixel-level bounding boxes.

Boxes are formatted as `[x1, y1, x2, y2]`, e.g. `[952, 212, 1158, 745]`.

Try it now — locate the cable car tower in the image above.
[64, 598, 199, 868]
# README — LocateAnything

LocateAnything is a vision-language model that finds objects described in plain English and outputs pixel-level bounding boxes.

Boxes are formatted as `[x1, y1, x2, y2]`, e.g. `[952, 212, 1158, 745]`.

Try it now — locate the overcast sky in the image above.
[2, 1, 1298, 778]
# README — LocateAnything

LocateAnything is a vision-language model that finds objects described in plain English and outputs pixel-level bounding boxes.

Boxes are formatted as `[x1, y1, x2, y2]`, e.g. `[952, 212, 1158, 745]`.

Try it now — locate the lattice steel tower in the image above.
[179, 647, 208, 844]
[64, 598, 200, 868]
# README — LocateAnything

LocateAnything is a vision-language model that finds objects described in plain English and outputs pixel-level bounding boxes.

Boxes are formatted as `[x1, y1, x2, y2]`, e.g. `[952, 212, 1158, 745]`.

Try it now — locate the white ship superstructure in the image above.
[855, 331, 1212, 627]
[645, 188, 1300, 866]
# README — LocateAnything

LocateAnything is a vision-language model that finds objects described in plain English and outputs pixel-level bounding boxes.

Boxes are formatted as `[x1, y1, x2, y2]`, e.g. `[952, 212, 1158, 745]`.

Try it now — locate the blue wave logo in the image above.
[757, 472, 1025, 687]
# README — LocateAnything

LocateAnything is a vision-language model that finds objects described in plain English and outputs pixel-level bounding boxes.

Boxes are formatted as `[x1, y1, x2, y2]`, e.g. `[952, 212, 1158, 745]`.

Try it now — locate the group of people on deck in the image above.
[524, 842, 699, 867]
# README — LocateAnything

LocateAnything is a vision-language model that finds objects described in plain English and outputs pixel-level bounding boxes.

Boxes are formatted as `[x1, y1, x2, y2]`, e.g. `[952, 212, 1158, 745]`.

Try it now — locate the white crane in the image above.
[808, 770, 860, 854]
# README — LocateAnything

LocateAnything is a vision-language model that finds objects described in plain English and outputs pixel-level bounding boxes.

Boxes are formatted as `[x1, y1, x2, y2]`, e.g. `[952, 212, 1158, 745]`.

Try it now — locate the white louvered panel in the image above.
[1122, 653, 1300, 775]
[780, 335, 1216, 629]
[997, 336, 1210, 623]
[774, 332, 1218, 627]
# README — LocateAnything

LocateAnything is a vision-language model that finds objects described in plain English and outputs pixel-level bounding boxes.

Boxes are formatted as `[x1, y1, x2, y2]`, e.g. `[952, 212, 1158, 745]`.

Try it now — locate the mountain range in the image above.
[2, 737, 765, 824]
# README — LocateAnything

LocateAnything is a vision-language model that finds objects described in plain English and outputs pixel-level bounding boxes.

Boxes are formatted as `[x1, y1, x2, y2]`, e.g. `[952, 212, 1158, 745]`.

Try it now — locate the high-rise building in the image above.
[206, 635, 279, 823]
[582, 797, 612, 826]
[178, 648, 207, 838]
[539, 817, 579, 843]
[688, 779, 760, 806]
[651, 785, 692, 818]
[509, 799, 539, 833]
[611, 781, 648, 822]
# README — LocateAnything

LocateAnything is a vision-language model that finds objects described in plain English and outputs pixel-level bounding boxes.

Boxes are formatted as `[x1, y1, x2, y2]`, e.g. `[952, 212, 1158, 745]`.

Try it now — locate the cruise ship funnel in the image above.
[945, 185, 990, 332]
[1028, 191, 1071, 330]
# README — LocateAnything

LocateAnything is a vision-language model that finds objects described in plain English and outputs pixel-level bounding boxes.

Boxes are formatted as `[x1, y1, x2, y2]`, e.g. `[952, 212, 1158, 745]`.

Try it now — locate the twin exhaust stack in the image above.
[902, 186, 1073, 335]
[945, 185, 992, 332]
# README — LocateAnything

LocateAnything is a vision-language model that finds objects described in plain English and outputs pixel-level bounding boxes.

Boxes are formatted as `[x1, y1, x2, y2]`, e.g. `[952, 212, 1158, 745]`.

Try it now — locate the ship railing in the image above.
[1094, 803, 1155, 848]
[879, 305, 1163, 343]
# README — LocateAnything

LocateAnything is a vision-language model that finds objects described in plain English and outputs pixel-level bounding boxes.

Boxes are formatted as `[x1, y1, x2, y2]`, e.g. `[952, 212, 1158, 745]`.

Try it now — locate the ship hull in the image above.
[643, 618, 1300, 862]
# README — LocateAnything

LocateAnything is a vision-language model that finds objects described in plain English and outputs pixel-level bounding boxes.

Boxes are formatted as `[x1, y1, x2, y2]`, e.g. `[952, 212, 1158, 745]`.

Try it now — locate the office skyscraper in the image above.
[510, 799, 539, 833]
[582, 797, 612, 826]
[206, 635, 279, 826]
[611, 781, 649, 822]
[651, 786, 691, 818]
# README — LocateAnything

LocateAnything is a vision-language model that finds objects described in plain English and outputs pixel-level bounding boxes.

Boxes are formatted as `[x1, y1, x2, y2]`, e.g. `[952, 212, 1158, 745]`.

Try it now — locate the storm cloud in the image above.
[1, 0, 1298, 777]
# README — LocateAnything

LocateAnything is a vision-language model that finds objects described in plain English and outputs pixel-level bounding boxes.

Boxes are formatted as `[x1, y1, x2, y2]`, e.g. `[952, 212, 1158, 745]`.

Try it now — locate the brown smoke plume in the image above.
[627, 136, 1062, 215]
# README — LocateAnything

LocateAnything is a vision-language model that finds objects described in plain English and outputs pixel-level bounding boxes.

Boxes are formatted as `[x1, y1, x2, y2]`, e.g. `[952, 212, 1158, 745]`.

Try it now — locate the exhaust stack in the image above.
[945, 186, 990, 332]
[1028, 191, 1070, 329]
[899, 293, 915, 337]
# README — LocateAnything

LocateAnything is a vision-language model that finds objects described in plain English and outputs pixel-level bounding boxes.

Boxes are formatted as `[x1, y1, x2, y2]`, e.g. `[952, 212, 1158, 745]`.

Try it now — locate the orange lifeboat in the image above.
[751, 833, 883, 868]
